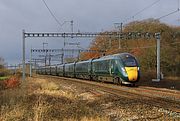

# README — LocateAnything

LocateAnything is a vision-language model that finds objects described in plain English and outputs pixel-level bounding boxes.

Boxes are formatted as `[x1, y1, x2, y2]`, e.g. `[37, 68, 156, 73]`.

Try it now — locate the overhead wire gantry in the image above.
[22, 30, 161, 82]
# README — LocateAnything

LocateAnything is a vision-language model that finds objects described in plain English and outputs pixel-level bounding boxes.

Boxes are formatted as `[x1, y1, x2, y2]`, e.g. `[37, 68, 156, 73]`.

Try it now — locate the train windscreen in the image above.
[121, 55, 137, 67]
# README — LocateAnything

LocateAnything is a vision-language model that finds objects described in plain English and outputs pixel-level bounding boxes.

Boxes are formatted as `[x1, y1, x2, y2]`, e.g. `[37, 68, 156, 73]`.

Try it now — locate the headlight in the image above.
[121, 67, 128, 77]
[121, 67, 126, 72]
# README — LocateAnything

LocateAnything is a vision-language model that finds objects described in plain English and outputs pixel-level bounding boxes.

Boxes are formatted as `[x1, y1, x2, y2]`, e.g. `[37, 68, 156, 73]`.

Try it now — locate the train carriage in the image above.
[92, 53, 140, 85]
[119, 53, 140, 84]
[50, 65, 57, 76]
[45, 66, 51, 75]
[41, 66, 46, 75]
[57, 64, 64, 76]
[64, 63, 75, 78]
[92, 58, 112, 82]
[75, 60, 91, 80]
[36, 68, 40, 74]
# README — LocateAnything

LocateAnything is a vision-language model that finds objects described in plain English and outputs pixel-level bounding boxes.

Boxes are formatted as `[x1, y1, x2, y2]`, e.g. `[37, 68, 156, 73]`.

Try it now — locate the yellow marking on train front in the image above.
[125, 67, 138, 81]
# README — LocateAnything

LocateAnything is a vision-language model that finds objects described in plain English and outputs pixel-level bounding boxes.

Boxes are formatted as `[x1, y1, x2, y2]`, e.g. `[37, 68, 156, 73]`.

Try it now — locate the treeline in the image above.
[0, 57, 9, 76]
[80, 19, 180, 78]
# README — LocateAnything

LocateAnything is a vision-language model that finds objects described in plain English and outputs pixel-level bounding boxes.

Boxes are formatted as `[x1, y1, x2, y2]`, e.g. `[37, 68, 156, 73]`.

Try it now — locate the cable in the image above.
[169, 41, 180, 45]
[123, 0, 161, 23]
[117, 41, 180, 50]
[133, 0, 161, 18]
[41, 0, 61, 27]
[157, 9, 180, 20]
[156, 0, 180, 20]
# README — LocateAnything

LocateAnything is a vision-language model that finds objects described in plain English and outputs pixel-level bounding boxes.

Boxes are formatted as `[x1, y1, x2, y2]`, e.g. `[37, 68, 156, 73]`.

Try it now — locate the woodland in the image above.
[80, 19, 180, 78]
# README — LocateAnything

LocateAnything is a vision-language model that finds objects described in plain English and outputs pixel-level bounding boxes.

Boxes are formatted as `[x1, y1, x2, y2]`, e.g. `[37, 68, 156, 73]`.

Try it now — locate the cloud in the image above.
[0, 0, 179, 64]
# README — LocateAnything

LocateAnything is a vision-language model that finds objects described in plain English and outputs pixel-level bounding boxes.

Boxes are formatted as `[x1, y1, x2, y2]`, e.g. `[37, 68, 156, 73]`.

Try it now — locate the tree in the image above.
[0, 57, 5, 69]
[80, 18, 180, 77]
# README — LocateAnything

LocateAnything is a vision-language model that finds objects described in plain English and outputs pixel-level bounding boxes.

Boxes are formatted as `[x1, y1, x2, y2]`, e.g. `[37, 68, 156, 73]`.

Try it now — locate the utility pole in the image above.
[114, 22, 123, 49]
[114, 22, 123, 32]
[120, 22, 123, 33]
[156, 33, 161, 81]
[43, 42, 48, 50]
[61, 48, 64, 64]
[71, 20, 73, 33]
[34, 59, 37, 72]
[43, 42, 48, 66]
[152, 33, 161, 82]
[119, 22, 123, 49]
[14, 64, 16, 75]
[109, 37, 112, 48]
[30, 47, 32, 77]
[22, 30, 26, 81]
[49, 54, 51, 66]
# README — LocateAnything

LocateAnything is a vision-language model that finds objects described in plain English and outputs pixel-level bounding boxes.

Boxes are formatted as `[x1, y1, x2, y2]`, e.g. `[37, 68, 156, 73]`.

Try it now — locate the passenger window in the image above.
[111, 60, 114, 68]
[115, 60, 118, 64]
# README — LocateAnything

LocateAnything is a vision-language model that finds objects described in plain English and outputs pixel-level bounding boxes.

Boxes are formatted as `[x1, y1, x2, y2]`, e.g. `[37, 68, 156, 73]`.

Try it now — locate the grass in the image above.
[0, 77, 110, 121]
[0, 76, 9, 81]
[166, 76, 180, 81]
[1, 76, 179, 120]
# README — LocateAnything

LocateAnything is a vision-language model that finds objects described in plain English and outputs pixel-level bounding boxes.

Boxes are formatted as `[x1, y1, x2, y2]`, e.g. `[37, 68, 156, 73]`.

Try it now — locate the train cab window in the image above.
[122, 57, 137, 67]
[119, 54, 137, 67]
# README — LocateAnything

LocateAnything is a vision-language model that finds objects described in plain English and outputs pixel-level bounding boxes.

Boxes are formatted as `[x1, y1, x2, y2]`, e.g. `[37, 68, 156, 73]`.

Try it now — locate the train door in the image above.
[109, 59, 115, 76]
[88, 59, 93, 80]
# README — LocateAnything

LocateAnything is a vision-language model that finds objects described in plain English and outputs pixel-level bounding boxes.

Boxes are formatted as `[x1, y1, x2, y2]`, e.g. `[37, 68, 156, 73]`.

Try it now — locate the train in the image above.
[36, 53, 140, 85]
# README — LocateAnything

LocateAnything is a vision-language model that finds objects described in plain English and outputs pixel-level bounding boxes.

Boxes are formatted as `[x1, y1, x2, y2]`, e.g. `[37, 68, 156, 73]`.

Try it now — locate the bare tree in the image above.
[0, 57, 5, 69]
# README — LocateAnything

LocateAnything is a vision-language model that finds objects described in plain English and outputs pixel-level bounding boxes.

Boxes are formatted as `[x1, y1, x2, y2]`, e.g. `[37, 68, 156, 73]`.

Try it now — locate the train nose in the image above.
[125, 67, 138, 81]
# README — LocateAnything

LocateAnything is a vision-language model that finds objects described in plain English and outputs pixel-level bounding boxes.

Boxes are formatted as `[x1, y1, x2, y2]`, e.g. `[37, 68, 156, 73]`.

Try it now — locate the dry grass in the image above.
[0, 104, 25, 121]
[33, 96, 52, 121]
[166, 76, 180, 81]
[1, 76, 179, 120]
[63, 116, 110, 121]
[0, 77, 109, 121]
[34, 78, 59, 90]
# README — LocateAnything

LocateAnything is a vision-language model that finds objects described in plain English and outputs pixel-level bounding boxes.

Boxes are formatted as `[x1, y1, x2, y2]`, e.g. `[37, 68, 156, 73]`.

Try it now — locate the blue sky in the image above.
[0, 0, 179, 65]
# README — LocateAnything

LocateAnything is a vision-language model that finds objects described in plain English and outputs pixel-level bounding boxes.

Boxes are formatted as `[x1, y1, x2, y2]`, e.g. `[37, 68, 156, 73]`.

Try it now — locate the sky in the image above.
[0, 0, 179, 65]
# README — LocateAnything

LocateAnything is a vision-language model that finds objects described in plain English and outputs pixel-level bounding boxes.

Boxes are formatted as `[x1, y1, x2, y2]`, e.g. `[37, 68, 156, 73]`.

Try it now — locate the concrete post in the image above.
[22, 30, 26, 81]
[152, 32, 161, 82]
[156, 33, 161, 80]
[30, 47, 32, 77]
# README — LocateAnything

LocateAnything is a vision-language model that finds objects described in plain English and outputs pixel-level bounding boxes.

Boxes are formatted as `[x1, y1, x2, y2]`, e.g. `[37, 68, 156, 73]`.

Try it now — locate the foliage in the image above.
[4, 76, 20, 88]
[0, 77, 9, 81]
[0, 57, 5, 69]
[0, 77, 110, 121]
[0, 57, 10, 76]
[65, 57, 78, 63]
[80, 19, 180, 77]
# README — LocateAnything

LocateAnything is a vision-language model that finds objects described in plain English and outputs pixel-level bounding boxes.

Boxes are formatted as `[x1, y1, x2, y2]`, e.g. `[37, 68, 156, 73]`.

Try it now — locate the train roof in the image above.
[56, 53, 136, 65]
[76, 59, 91, 64]
[96, 53, 135, 60]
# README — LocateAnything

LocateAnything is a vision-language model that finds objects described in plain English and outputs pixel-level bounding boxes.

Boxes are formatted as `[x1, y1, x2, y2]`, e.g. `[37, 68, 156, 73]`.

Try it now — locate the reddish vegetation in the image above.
[4, 77, 20, 88]
[130, 48, 142, 56]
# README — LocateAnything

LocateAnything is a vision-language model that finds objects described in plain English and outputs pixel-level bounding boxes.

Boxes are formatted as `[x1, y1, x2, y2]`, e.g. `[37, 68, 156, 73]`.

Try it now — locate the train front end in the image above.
[119, 53, 140, 84]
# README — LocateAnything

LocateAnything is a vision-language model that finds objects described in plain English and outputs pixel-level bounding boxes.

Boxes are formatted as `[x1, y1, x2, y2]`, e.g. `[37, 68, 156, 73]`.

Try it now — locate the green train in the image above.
[37, 53, 140, 85]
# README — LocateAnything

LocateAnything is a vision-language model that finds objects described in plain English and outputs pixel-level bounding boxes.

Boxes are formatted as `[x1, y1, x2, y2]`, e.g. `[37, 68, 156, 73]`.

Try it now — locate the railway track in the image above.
[38, 75, 180, 113]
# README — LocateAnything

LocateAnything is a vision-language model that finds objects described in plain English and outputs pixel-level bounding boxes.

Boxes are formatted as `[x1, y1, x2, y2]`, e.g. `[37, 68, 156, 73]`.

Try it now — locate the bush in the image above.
[0, 68, 11, 77]
[4, 77, 20, 88]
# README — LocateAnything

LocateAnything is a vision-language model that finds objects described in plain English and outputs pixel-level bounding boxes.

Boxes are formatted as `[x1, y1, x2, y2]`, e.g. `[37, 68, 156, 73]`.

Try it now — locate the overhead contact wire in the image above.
[157, 9, 179, 20]
[41, 0, 62, 27]
[123, 0, 161, 23]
